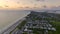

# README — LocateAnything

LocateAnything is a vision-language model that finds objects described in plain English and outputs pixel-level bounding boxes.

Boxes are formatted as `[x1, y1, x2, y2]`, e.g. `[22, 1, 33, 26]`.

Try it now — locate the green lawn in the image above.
[50, 21, 60, 34]
[17, 20, 27, 29]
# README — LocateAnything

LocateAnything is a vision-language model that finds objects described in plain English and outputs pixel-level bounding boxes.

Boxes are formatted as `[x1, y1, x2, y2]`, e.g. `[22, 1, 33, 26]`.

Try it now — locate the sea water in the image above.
[0, 10, 30, 32]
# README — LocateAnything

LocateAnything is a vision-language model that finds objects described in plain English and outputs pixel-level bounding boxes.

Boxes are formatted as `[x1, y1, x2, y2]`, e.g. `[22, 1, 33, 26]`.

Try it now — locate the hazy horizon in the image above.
[0, 0, 59, 9]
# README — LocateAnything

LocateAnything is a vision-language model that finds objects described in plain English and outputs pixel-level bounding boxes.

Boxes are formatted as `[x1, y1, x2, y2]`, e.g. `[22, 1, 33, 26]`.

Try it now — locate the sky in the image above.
[0, 0, 60, 9]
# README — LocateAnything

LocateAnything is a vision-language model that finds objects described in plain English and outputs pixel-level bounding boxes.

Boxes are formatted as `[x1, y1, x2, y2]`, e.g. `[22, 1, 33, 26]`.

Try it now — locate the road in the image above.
[1, 18, 26, 34]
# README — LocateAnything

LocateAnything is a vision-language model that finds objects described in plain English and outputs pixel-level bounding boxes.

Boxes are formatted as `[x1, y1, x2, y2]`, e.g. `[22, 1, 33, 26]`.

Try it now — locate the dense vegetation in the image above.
[17, 20, 27, 29]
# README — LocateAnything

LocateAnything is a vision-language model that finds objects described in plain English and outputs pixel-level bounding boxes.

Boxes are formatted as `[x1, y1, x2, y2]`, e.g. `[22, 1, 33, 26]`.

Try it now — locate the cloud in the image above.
[43, 5, 47, 8]
[0, 6, 3, 8]
[17, 2, 20, 4]
[5, 5, 8, 7]
[35, 0, 45, 2]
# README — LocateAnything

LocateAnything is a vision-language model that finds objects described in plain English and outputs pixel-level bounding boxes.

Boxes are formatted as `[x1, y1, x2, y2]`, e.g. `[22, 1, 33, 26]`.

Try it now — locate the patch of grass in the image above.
[23, 32, 28, 34]
[17, 20, 27, 29]
[50, 21, 60, 34]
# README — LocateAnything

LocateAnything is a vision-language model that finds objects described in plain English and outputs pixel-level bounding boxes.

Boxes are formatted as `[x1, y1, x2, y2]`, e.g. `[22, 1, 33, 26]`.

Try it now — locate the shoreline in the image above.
[0, 17, 26, 34]
[0, 12, 30, 34]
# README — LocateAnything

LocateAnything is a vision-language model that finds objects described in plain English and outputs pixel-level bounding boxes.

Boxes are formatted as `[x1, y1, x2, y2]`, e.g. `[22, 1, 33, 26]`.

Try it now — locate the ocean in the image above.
[0, 10, 30, 32]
